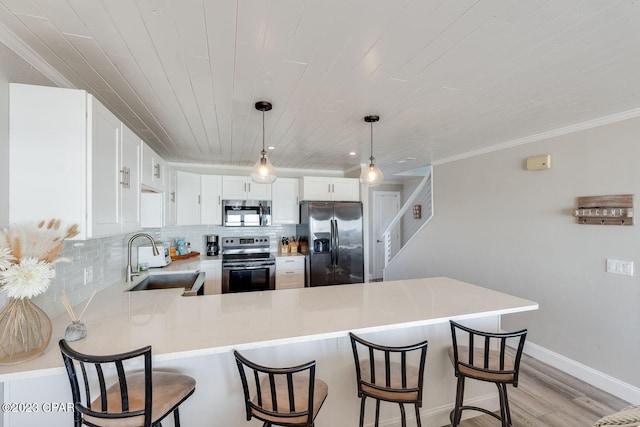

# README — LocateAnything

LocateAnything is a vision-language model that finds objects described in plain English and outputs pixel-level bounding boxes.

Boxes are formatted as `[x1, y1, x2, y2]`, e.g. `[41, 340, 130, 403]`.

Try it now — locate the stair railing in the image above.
[381, 170, 433, 268]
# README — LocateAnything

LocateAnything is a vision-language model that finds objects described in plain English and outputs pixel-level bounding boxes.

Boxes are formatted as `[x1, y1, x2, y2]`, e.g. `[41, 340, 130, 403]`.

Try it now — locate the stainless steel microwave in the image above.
[223, 200, 271, 226]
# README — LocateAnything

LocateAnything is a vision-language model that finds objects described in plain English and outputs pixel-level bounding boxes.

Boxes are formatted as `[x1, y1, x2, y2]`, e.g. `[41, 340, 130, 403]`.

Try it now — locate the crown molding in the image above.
[0, 21, 75, 88]
[432, 107, 640, 166]
[166, 162, 346, 178]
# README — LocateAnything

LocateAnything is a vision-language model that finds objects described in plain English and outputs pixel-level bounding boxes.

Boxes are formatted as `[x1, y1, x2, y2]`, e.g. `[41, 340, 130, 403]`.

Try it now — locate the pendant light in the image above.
[360, 115, 384, 187]
[250, 101, 277, 184]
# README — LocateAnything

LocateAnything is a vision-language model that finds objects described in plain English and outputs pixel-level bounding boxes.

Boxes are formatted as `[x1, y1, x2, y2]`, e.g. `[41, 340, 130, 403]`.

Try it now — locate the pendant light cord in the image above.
[261, 110, 266, 157]
[370, 121, 374, 165]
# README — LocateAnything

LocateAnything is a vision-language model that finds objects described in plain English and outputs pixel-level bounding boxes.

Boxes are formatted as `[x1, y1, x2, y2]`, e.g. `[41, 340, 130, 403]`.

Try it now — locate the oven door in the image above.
[222, 262, 275, 293]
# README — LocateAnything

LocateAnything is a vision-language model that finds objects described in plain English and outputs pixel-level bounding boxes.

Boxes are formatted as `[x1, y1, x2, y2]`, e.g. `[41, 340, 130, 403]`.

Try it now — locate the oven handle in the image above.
[222, 263, 275, 270]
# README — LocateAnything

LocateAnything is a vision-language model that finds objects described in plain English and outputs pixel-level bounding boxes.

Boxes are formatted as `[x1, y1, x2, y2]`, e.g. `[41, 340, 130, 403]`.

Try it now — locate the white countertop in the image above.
[0, 277, 537, 382]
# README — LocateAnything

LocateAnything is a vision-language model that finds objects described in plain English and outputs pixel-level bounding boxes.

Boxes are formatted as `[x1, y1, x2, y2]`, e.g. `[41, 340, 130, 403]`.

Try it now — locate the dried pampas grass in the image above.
[0, 220, 79, 299]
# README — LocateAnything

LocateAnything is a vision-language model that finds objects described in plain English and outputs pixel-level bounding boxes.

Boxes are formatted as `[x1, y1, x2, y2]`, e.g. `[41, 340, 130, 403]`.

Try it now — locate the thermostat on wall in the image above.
[526, 154, 551, 171]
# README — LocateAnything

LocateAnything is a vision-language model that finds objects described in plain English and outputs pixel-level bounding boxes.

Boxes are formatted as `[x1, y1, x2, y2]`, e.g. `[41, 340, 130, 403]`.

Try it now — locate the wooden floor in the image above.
[447, 352, 630, 427]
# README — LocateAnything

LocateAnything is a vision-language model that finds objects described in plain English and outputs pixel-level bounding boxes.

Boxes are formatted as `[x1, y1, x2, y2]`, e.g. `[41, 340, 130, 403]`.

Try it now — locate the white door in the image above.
[372, 191, 400, 280]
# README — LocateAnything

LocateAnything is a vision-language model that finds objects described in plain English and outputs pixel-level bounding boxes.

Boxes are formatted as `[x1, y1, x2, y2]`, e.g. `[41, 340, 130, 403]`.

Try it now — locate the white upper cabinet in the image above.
[175, 173, 222, 226]
[119, 126, 142, 232]
[222, 176, 271, 200]
[300, 177, 360, 201]
[9, 84, 140, 239]
[141, 142, 165, 192]
[176, 171, 201, 225]
[200, 175, 222, 225]
[271, 178, 299, 224]
[165, 167, 177, 227]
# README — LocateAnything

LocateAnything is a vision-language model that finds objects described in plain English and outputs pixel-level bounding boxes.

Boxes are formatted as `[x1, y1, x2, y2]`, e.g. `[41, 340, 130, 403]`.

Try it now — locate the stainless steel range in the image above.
[221, 236, 275, 293]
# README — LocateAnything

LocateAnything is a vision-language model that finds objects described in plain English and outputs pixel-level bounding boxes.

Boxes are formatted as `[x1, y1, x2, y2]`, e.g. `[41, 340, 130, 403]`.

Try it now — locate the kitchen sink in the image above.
[128, 271, 205, 296]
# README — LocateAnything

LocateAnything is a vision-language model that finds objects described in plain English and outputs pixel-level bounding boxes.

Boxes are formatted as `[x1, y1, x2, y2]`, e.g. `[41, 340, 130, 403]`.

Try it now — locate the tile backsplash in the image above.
[160, 224, 296, 253]
[17, 230, 161, 319]
[17, 225, 295, 319]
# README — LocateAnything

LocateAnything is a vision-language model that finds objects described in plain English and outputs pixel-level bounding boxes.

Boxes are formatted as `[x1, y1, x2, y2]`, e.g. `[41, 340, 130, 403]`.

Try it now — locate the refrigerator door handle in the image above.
[334, 219, 339, 266]
[330, 219, 336, 266]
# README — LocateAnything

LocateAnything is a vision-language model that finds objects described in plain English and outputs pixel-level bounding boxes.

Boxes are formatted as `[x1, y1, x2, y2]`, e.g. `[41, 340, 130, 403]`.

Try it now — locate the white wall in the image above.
[0, 42, 54, 228]
[385, 115, 640, 390]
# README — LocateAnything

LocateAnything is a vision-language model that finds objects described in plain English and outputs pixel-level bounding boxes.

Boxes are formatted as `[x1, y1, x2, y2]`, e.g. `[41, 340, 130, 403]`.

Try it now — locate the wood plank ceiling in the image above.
[0, 0, 639, 177]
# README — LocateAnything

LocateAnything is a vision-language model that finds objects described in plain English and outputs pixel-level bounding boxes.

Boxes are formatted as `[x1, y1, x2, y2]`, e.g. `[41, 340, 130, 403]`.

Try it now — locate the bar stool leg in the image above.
[173, 407, 181, 427]
[375, 399, 381, 426]
[497, 383, 510, 427]
[503, 385, 512, 426]
[359, 396, 367, 427]
[414, 403, 422, 427]
[451, 376, 465, 427]
[399, 402, 406, 427]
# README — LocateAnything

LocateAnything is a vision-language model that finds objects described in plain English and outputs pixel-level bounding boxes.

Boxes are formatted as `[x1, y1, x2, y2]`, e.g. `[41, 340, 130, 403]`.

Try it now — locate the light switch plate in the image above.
[606, 259, 634, 276]
[526, 154, 551, 171]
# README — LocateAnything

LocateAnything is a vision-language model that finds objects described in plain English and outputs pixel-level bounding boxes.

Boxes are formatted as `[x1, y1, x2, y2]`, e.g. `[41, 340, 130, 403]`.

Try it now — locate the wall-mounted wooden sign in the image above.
[573, 194, 634, 225]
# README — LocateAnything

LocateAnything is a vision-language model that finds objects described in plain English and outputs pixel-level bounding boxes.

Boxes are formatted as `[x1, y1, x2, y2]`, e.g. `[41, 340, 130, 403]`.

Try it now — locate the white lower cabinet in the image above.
[275, 256, 305, 290]
[201, 260, 222, 295]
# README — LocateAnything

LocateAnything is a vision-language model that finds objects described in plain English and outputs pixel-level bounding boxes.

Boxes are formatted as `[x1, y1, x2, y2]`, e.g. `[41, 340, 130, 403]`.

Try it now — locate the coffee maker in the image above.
[205, 234, 219, 256]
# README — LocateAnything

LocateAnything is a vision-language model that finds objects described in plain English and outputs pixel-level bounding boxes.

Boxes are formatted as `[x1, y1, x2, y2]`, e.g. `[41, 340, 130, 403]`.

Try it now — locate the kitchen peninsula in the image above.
[1, 277, 537, 426]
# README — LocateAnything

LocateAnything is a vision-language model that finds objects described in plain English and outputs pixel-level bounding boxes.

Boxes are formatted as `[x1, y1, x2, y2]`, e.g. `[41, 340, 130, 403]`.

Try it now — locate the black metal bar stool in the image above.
[59, 339, 196, 427]
[233, 350, 329, 426]
[448, 320, 527, 427]
[349, 332, 429, 427]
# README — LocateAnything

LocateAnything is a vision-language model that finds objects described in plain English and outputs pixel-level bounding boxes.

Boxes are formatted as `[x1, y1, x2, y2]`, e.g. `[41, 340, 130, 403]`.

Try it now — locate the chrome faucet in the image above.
[126, 233, 159, 282]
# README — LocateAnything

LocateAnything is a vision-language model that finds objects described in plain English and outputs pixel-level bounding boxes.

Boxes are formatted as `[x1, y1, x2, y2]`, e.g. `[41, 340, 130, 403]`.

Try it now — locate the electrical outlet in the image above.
[84, 266, 94, 285]
[606, 259, 634, 276]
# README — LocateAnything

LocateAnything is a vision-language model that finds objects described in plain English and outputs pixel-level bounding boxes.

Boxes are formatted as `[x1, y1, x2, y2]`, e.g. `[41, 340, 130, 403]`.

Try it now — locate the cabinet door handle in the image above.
[247, 182, 251, 193]
[332, 184, 335, 193]
[171, 191, 176, 203]
[154, 163, 160, 179]
[120, 169, 126, 187]
[218, 195, 221, 205]
[328, 184, 331, 193]
[243, 183, 246, 192]
[198, 195, 201, 205]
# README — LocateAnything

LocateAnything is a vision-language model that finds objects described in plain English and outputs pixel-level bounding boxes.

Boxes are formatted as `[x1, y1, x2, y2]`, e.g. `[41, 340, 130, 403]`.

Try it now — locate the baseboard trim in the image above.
[364, 394, 498, 427]
[524, 341, 640, 403]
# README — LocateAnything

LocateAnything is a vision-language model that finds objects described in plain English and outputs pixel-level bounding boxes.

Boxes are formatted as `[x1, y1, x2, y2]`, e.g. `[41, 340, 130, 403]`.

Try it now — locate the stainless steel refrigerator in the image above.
[298, 201, 364, 286]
